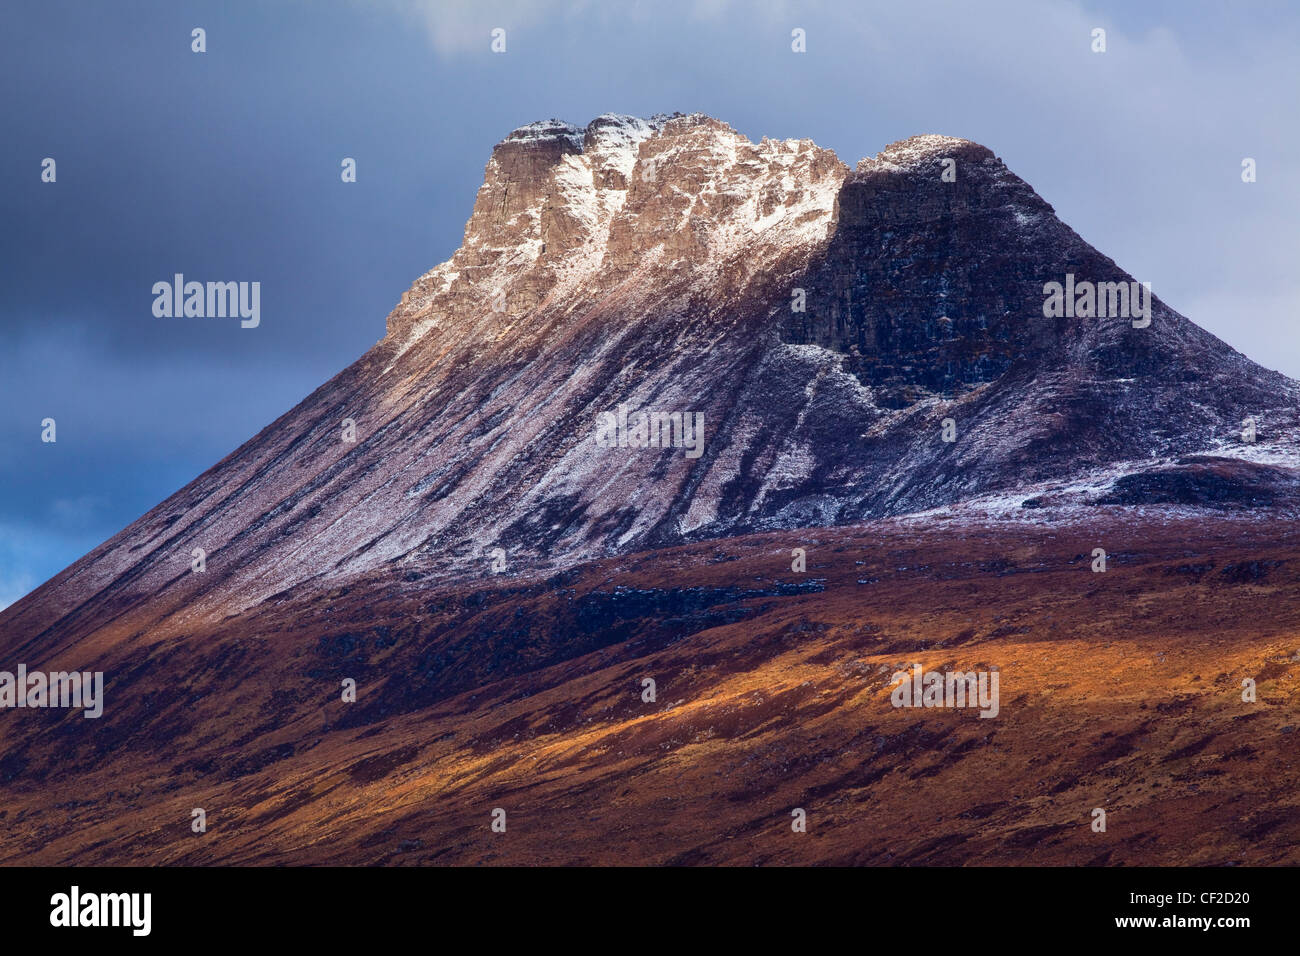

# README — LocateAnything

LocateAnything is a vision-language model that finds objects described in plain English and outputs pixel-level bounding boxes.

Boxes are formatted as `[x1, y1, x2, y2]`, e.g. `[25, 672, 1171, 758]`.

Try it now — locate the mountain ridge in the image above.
[4, 112, 1298, 646]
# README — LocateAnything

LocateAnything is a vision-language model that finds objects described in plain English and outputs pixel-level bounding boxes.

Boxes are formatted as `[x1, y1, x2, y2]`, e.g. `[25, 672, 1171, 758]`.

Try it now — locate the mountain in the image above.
[7, 113, 1299, 646]
[3, 114, 1299, 866]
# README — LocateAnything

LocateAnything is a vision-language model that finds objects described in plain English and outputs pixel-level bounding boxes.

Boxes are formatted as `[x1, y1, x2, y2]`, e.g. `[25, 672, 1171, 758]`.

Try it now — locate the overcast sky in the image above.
[2, 0, 1298, 608]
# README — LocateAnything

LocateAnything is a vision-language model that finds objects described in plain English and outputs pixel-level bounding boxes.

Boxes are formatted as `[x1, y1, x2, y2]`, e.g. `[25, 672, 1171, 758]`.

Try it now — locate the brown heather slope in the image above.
[1, 510, 1297, 866]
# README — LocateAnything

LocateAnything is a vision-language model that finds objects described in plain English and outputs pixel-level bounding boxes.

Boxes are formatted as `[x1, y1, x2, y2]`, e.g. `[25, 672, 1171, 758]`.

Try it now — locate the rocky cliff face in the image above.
[386, 113, 845, 341]
[5, 113, 1299, 649]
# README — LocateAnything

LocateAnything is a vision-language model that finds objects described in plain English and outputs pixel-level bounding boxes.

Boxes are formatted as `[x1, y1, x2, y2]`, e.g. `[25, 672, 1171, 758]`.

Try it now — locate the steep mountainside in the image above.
[4, 112, 1298, 651]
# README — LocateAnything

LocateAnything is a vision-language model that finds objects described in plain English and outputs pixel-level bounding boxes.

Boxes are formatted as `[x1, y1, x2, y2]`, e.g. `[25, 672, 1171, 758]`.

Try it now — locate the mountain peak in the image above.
[861, 133, 990, 171]
[9, 113, 1294, 643]
[385, 113, 847, 343]
[390, 119, 1028, 349]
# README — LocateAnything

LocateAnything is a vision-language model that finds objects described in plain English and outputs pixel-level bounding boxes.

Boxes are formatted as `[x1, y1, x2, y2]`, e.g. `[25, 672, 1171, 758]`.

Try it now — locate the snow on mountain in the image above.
[4, 113, 1298, 647]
